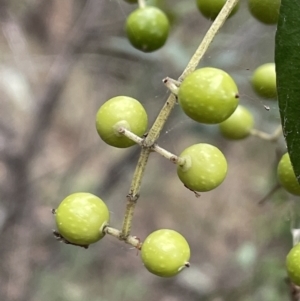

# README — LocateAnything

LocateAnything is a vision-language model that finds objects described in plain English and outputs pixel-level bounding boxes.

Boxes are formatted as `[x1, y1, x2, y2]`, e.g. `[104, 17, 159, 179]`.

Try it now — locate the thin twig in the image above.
[121, 151, 149, 237]
[250, 124, 282, 142]
[258, 182, 281, 205]
[179, 0, 240, 80]
[138, 0, 146, 8]
[120, 0, 240, 238]
[119, 128, 185, 164]
[144, 0, 240, 146]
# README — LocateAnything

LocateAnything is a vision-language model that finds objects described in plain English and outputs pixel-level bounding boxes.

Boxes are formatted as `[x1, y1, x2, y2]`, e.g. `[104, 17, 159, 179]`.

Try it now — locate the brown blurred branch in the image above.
[0, 1, 102, 301]
[23, 0, 96, 162]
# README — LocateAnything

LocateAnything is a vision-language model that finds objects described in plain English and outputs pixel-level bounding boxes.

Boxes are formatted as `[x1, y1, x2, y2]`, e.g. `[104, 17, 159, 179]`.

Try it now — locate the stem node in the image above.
[119, 0, 239, 239]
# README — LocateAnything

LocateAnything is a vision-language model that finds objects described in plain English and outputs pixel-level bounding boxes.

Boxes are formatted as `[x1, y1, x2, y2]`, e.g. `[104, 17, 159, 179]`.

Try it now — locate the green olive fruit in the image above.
[196, 0, 239, 20]
[96, 96, 148, 148]
[141, 229, 190, 277]
[248, 0, 280, 24]
[177, 143, 228, 192]
[219, 105, 254, 139]
[178, 67, 239, 124]
[277, 153, 300, 196]
[55, 192, 110, 246]
[287, 243, 300, 286]
[251, 63, 277, 99]
[125, 6, 170, 52]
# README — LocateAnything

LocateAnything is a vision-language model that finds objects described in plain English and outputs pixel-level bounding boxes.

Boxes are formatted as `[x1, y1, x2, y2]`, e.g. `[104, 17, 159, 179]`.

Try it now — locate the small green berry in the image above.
[277, 153, 300, 196]
[251, 63, 277, 99]
[287, 243, 300, 286]
[219, 105, 254, 140]
[248, 0, 280, 25]
[177, 143, 228, 192]
[126, 6, 170, 52]
[196, 0, 239, 20]
[178, 68, 239, 124]
[55, 193, 110, 246]
[96, 96, 148, 148]
[141, 229, 190, 277]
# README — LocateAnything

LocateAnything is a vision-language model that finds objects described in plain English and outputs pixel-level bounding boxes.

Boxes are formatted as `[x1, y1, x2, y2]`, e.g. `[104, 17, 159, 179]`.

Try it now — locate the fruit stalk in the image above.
[138, 0, 146, 8]
[162, 77, 180, 96]
[118, 127, 144, 145]
[152, 144, 185, 165]
[120, 0, 240, 238]
[105, 226, 142, 249]
[250, 124, 282, 141]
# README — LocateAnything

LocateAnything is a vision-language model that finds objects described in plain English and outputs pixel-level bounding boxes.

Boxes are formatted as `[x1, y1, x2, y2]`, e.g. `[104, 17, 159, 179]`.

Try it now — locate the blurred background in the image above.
[0, 0, 297, 300]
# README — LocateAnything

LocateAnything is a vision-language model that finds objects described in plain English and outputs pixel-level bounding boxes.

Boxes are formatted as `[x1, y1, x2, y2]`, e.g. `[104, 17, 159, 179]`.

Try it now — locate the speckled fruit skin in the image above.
[177, 143, 227, 192]
[219, 105, 254, 140]
[248, 0, 280, 24]
[126, 6, 170, 52]
[277, 153, 300, 196]
[96, 96, 148, 148]
[55, 193, 110, 246]
[287, 243, 300, 286]
[196, 0, 239, 20]
[251, 63, 277, 99]
[178, 68, 239, 124]
[141, 229, 190, 277]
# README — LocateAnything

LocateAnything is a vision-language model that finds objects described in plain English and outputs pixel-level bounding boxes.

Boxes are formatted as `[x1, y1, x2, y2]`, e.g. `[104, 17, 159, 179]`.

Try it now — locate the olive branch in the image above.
[104, 0, 240, 247]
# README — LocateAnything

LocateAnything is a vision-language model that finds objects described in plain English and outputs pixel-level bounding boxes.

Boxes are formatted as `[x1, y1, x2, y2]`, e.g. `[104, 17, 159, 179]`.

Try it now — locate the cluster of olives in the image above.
[197, 0, 280, 24]
[54, 193, 190, 277]
[124, 0, 280, 53]
[52, 0, 300, 280]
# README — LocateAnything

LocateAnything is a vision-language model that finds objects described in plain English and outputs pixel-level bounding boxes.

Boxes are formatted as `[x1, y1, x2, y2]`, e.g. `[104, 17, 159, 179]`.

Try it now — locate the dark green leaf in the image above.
[275, 0, 300, 183]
